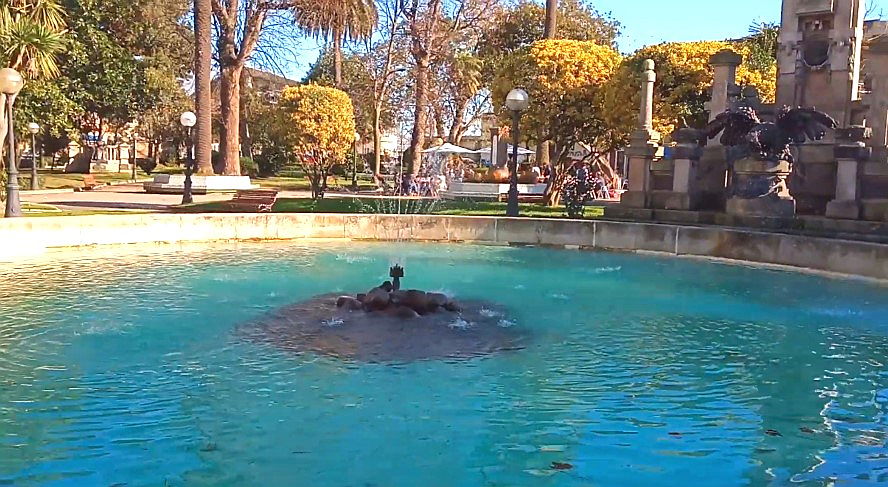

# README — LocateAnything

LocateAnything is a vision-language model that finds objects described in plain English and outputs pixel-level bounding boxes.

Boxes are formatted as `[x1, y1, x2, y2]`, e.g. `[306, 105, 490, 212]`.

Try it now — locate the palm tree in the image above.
[0, 0, 66, 79]
[294, 0, 377, 88]
[192, 0, 213, 174]
[544, 0, 556, 39]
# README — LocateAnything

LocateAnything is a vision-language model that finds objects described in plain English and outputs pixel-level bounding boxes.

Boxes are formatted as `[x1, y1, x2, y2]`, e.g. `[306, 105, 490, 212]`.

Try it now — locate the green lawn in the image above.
[252, 175, 377, 192]
[181, 196, 605, 219]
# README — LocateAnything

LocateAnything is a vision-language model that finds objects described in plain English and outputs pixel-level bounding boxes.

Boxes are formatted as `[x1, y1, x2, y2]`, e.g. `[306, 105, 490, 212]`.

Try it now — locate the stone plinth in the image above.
[788, 143, 836, 215]
[696, 145, 729, 210]
[662, 129, 704, 211]
[726, 158, 796, 217]
[143, 174, 257, 194]
[861, 199, 888, 221]
[827, 126, 874, 220]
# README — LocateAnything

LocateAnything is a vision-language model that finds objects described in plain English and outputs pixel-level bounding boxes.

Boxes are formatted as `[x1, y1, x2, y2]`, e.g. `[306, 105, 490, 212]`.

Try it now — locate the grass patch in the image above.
[181, 196, 604, 219]
[253, 175, 377, 192]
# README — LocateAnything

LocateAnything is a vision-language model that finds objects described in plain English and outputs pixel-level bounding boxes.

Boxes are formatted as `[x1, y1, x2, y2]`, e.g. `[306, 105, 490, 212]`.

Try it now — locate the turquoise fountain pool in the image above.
[1, 241, 887, 486]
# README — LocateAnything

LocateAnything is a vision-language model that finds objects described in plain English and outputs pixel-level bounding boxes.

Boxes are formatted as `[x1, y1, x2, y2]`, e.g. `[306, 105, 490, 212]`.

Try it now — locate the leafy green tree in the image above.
[478, 0, 620, 61]
[744, 21, 779, 74]
[492, 39, 622, 205]
[14, 77, 78, 140]
[304, 47, 375, 136]
[479, 0, 620, 167]
[275, 84, 356, 199]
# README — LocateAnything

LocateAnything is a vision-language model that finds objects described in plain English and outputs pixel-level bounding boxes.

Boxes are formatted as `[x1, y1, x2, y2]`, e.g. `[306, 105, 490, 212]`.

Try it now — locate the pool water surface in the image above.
[0, 241, 887, 486]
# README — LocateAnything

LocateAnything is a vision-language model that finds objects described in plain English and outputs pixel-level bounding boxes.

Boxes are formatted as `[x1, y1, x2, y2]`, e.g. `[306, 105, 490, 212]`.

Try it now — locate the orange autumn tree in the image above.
[276, 84, 356, 199]
[491, 39, 622, 205]
[600, 41, 776, 146]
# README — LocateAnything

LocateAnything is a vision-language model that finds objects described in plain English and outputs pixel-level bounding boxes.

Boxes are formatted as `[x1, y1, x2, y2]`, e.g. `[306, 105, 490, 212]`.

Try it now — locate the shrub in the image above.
[136, 158, 157, 175]
[275, 85, 356, 199]
[240, 157, 259, 178]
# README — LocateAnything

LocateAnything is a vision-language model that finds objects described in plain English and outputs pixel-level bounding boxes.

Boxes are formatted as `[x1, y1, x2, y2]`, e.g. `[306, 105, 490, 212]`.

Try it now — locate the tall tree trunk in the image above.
[333, 29, 344, 89]
[544, 0, 557, 38]
[240, 70, 253, 161]
[219, 63, 244, 175]
[193, 0, 213, 175]
[433, 106, 445, 142]
[408, 54, 430, 175]
[539, 0, 557, 182]
[372, 108, 382, 175]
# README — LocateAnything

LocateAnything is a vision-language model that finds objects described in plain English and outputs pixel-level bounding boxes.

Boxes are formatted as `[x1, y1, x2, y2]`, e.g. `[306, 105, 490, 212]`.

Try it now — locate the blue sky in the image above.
[283, 0, 888, 78]
[596, 0, 887, 53]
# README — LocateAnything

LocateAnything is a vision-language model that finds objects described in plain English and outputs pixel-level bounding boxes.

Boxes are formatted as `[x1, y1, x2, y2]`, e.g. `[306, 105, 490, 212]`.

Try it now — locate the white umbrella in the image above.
[475, 145, 534, 156]
[422, 143, 476, 154]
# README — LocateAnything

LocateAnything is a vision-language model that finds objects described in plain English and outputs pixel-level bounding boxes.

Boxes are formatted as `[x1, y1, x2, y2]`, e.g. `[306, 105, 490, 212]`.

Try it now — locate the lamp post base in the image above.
[4, 183, 22, 217]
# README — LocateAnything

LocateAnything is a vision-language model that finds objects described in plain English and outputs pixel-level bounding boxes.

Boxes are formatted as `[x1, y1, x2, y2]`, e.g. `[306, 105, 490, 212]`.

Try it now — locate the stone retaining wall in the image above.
[1, 213, 886, 280]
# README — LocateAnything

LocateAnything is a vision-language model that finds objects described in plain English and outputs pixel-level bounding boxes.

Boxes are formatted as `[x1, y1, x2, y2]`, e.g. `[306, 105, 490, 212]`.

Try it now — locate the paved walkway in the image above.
[21, 184, 316, 212]
[21, 184, 235, 212]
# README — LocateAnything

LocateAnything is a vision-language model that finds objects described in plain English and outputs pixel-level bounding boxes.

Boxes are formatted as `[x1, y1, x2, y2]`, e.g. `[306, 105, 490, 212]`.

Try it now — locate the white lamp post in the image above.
[27, 122, 39, 190]
[504, 88, 530, 217]
[180, 111, 197, 204]
[1, 68, 25, 217]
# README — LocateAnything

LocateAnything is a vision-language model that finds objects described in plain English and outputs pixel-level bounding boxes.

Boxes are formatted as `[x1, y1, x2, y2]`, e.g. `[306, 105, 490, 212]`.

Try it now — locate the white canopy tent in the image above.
[419, 143, 476, 186]
[421, 143, 476, 154]
[475, 145, 534, 166]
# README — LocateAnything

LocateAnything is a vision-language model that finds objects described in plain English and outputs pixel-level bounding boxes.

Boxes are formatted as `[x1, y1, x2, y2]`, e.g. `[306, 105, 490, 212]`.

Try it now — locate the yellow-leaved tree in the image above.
[600, 41, 776, 146]
[491, 39, 622, 204]
[276, 84, 356, 199]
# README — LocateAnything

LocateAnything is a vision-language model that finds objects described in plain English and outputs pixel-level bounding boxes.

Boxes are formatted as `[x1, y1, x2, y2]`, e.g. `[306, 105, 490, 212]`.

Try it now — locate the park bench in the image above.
[77, 174, 102, 192]
[228, 189, 278, 212]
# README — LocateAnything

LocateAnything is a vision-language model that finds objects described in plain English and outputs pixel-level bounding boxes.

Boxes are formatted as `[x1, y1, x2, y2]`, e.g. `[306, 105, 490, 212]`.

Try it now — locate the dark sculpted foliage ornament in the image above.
[704, 106, 837, 163]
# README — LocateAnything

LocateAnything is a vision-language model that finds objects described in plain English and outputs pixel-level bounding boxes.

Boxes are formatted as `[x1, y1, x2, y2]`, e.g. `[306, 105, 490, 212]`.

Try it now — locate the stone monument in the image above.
[776, 0, 865, 126]
[777, 0, 866, 215]
[618, 59, 661, 212]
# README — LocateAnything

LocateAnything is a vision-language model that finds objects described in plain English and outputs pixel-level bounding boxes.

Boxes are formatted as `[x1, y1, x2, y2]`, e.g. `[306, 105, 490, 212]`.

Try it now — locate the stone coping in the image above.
[1, 213, 886, 281]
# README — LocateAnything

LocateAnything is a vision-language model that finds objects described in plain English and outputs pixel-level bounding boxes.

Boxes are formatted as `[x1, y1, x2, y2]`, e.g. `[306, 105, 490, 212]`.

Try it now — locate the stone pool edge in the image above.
[1, 213, 886, 281]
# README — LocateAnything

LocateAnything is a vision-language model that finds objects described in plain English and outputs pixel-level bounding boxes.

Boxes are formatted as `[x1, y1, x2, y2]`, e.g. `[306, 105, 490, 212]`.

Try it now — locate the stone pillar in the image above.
[620, 59, 660, 209]
[697, 50, 742, 210]
[826, 126, 871, 219]
[707, 50, 742, 128]
[118, 142, 132, 172]
[664, 129, 703, 210]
